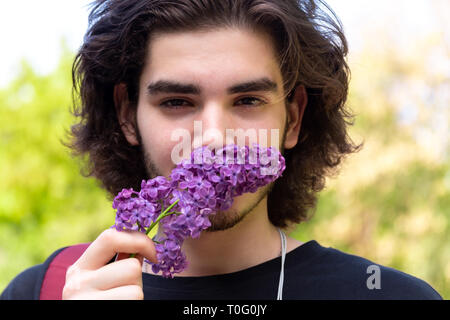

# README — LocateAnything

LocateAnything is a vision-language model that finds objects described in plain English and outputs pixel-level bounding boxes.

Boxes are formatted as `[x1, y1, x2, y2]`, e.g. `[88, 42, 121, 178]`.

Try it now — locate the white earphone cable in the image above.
[277, 228, 287, 300]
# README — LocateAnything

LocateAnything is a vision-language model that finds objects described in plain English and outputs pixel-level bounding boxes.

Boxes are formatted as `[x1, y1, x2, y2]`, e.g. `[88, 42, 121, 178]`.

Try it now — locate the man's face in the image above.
[124, 27, 299, 231]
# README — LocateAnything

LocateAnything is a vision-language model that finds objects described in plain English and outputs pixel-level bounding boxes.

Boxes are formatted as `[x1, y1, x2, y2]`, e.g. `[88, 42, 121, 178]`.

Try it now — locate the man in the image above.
[1, 0, 442, 300]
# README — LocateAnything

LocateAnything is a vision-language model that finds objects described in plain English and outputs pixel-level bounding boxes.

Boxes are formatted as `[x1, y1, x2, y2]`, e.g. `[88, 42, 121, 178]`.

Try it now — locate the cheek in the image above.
[137, 111, 180, 174]
[251, 122, 286, 150]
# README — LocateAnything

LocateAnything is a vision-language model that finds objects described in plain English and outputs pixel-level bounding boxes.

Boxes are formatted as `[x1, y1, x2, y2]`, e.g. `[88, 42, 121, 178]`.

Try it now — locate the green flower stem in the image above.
[146, 199, 180, 235]
[129, 199, 180, 259]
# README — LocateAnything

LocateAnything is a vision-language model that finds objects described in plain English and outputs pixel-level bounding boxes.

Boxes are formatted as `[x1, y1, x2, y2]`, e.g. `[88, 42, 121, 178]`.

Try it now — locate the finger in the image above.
[99, 285, 144, 300]
[73, 285, 144, 300]
[76, 229, 157, 270]
[89, 258, 143, 291]
[116, 253, 144, 265]
[115, 252, 131, 261]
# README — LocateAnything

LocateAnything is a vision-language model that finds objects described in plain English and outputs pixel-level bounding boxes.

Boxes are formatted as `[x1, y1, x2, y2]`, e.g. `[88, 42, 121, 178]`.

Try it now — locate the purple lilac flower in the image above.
[113, 188, 158, 232]
[112, 143, 286, 278]
[140, 176, 173, 201]
[147, 238, 188, 279]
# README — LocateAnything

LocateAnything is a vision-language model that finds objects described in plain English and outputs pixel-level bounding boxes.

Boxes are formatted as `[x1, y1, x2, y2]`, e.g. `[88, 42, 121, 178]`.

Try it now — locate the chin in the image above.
[204, 207, 245, 232]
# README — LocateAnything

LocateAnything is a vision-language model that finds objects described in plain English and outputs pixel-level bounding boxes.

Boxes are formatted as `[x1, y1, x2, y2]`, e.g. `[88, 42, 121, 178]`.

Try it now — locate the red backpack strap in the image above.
[39, 243, 91, 300]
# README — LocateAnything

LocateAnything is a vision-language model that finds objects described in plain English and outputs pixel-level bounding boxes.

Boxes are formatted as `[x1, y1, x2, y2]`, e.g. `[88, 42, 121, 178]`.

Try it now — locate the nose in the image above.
[192, 102, 232, 152]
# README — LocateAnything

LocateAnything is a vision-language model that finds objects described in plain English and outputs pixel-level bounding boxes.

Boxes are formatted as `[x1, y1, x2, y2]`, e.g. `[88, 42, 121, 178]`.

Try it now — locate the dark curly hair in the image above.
[66, 0, 362, 230]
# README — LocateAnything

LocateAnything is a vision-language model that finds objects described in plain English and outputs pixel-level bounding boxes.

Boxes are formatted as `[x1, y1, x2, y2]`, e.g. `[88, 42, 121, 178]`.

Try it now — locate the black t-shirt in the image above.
[1, 240, 443, 300]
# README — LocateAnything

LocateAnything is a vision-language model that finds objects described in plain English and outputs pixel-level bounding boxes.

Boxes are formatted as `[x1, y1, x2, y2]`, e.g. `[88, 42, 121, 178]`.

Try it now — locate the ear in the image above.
[114, 83, 139, 146]
[283, 85, 307, 150]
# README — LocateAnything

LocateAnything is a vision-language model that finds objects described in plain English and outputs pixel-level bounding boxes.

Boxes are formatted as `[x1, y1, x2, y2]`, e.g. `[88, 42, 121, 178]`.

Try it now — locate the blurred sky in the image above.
[0, 0, 447, 87]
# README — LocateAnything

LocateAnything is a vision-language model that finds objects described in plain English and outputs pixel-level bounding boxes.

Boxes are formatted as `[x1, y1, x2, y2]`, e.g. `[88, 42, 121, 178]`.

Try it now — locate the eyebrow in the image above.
[146, 77, 278, 96]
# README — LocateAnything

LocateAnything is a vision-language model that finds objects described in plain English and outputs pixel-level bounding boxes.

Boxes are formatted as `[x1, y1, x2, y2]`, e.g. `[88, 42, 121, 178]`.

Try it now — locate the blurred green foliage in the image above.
[0, 44, 115, 291]
[0, 37, 449, 298]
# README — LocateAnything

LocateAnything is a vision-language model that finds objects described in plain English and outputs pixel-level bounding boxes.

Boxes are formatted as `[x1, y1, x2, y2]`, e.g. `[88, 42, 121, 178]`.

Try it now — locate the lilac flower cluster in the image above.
[112, 143, 286, 278]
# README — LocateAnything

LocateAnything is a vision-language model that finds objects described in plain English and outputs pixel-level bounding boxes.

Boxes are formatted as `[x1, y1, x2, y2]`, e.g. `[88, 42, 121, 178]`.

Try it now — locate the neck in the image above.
[153, 195, 282, 277]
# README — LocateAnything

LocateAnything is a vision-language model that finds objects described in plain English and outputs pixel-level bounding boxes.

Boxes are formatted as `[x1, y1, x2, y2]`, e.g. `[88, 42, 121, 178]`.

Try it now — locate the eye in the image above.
[159, 99, 193, 109]
[159, 96, 266, 109]
[235, 96, 266, 107]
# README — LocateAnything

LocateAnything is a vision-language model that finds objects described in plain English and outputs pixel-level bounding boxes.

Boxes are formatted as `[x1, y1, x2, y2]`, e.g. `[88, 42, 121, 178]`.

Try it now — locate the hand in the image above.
[62, 228, 157, 300]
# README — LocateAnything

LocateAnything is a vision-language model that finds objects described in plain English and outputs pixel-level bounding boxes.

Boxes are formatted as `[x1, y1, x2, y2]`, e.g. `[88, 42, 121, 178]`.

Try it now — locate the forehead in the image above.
[141, 27, 282, 92]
